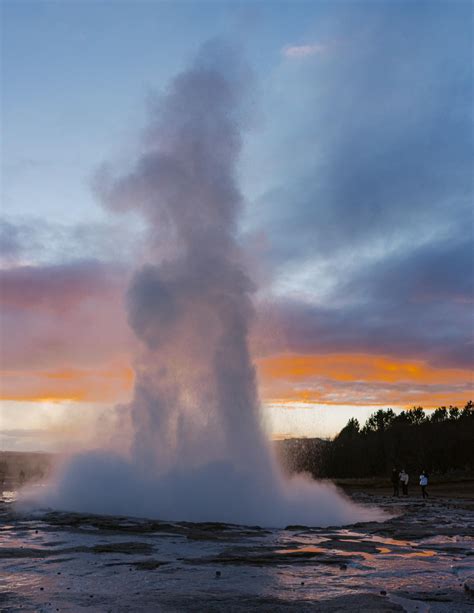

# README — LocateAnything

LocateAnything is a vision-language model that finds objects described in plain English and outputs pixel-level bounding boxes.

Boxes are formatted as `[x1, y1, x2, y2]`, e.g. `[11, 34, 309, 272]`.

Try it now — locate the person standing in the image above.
[391, 468, 399, 496]
[399, 469, 409, 495]
[419, 471, 429, 499]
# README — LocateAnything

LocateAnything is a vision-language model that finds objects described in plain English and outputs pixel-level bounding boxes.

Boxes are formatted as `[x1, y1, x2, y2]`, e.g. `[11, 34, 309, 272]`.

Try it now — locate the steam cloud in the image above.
[33, 42, 382, 527]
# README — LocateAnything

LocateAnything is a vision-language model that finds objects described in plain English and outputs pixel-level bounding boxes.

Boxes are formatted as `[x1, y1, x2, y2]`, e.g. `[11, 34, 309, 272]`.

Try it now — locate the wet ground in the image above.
[1, 489, 473, 612]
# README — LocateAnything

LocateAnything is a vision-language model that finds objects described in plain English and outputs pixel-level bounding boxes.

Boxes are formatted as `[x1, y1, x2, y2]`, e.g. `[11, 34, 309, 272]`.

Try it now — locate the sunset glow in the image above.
[1, 5, 472, 611]
[1, 352, 470, 407]
[0, 362, 134, 403]
[257, 353, 472, 407]
[1, 1, 472, 453]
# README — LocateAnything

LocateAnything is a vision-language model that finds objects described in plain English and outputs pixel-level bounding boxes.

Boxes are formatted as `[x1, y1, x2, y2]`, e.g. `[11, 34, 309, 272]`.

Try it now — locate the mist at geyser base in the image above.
[28, 42, 382, 527]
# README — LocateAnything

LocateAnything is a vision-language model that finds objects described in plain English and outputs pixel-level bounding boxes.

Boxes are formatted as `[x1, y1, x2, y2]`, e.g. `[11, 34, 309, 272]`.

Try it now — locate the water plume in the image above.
[31, 41, 382, 527]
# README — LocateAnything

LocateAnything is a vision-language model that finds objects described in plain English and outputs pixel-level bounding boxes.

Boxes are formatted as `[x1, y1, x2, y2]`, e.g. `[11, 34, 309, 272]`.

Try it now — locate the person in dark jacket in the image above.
[391, 468, 399, 496]
[419, 471, 429, 499]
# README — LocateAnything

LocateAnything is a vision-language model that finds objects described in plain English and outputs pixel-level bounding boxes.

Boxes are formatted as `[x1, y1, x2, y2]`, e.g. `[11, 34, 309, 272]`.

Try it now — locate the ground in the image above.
[1, 484, 473, 612]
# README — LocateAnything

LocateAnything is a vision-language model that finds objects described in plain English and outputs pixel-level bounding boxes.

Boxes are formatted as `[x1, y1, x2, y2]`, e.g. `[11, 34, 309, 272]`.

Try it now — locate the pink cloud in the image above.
[0, 262, 133, 372]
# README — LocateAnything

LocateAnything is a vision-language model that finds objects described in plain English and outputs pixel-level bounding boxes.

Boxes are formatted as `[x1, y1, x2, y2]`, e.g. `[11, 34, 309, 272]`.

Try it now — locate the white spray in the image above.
[34, 42, 382, 527]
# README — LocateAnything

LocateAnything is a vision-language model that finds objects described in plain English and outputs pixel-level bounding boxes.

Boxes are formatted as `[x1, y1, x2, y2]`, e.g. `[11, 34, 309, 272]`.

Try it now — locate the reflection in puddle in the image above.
[339, 533, 412, 548]
[275, 545, 376, 561]
[1, 493, 471, 612]
[275, 544, 436, 562]
[275, 546, 328, 555]
[376, 547, 391, 554]
[402, 550, 436, 558]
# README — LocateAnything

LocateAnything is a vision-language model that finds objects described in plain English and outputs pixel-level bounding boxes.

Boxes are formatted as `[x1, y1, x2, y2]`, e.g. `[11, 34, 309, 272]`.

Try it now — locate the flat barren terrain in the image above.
[1, 484, 473, 612]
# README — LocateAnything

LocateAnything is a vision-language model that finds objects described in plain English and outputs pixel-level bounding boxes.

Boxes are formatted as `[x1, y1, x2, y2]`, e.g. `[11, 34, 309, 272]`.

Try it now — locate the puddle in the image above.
[1, 491, 473, 611]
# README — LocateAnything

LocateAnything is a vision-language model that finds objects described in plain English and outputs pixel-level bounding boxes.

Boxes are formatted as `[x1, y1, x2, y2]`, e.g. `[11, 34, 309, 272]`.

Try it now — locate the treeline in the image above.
[277, 401, 474, 479]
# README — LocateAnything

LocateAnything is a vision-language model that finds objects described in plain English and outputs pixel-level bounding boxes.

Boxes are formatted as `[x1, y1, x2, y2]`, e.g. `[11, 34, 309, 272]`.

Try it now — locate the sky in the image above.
[1, 0, 473, 452]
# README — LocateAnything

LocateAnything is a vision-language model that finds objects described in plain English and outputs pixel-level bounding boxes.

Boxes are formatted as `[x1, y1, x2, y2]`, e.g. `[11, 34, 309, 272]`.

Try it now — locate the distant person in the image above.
[19, 469, 25, 486]
[399, 469, 409, 495]
[391, 468, 399, 497]
[419, 471, 429, 499]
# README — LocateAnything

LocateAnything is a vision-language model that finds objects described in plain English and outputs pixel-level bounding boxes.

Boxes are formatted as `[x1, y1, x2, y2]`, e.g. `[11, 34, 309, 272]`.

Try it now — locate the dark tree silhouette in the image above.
[278, 401, 474, 479]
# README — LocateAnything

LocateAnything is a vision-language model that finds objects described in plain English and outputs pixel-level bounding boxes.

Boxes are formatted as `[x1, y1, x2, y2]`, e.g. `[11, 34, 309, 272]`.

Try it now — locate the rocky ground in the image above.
[1, 488, 473, 612]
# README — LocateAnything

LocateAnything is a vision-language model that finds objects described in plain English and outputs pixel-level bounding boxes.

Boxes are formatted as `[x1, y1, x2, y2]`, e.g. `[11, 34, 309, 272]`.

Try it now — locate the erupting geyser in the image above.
[33, 42, 382, 527]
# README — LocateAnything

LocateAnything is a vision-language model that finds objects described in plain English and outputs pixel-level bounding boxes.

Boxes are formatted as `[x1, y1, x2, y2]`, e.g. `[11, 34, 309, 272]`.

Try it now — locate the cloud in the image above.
[0, 363, 133, 403]
[1, 6, 471, 415]
[282, 43, 327, 59]
[0, 261, 132, 372]
[256, 352, 472, 407]
[0, 217, 145, 267]
[1, 241, 471, 404]
[264, 378, 472, 409]
[345, 238, 473, 306]
[252, 237, 473, 372]
[256, 291, 472, 372]
[0, 220, 25, 261]
[247, 3, 473, 378]
[252, 4, 472, 263]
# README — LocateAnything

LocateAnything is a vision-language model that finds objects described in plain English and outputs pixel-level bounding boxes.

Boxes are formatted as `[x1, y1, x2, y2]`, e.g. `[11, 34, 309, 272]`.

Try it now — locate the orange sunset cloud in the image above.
[0, 361, 134, 403]
[256, 353, 473, 408]
[1, 351, 471, 409]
